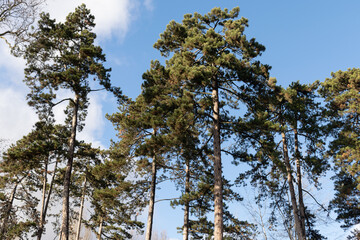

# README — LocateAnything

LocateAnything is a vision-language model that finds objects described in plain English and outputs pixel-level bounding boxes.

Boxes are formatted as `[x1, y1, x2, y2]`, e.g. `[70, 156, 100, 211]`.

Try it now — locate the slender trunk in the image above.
[281, 129, 305, 240]
[145, 158, 157, 240]
[39, 158, 59, 240]
[183, 159, 190, 240]
[0, 177, 24, 238]
[97, 218, 103, 240]
[294, 126, 306, 238]
[145, 136, 157, 240]
[212, 80, 223, 240]
[38, 156, 49, 240]
[61, 94, 80, 240]
[75, 175, 87, 240]
[257, 204, 268, 240]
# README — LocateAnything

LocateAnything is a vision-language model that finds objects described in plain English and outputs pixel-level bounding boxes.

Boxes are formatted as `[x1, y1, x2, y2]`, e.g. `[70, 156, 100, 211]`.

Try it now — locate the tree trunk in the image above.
[281, 129, 305, 240]
[38, 155, 49, 240]
[97, 218, 103, 240]
[38, 158, 59, 240]
[212, 80, 223, 240]
[294, 126, 306, 238]
[0, 177, 24, 239]
[60, 94, 80, 240]
[145, 139, 157, 240]
[75, 175, 87, 240]
[183, 159, 190, 240]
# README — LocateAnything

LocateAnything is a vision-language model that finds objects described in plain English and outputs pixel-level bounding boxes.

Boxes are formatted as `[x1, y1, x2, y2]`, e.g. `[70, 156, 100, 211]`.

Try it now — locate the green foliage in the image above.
[152, 6, 270, 238]
[232, 80, 328, 238]
[83, 151, 145, 239]
[0, 120, 68, 239]
[24, 4, 121, 120]
[320, 68, 360, 228]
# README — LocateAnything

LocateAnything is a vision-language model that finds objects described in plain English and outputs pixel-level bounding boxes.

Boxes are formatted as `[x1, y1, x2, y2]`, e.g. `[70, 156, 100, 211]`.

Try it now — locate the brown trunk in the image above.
[60, 94, 79, 240]
[294, 126, 306, 238]
[281, 129, 305, 240]
[212, 80, 223, 240]
[183, 159, 190, 240]
[75, 176, 87, 240]
[38, 158, 59, 240]
[145, 131, 157, 240]
[97, 218, 103, 240]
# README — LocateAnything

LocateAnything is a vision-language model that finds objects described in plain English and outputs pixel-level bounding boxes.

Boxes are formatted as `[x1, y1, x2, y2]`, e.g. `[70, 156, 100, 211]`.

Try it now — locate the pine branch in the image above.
[155, 197, 180, 203]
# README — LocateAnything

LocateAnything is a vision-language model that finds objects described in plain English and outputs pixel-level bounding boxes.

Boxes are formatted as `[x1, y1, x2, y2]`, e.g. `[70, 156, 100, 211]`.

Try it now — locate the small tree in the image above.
[0, 121, 68, 239]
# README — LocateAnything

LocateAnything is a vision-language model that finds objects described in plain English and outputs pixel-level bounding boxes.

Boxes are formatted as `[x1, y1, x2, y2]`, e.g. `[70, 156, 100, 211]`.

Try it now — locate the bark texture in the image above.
[212, 81, 223, 240]
[97, 218, 103, 240]
[145, 152, 157, 240]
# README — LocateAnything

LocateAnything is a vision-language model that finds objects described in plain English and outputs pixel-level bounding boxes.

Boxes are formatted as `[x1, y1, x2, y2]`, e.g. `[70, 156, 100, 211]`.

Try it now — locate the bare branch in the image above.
[155, 197, 180, 203]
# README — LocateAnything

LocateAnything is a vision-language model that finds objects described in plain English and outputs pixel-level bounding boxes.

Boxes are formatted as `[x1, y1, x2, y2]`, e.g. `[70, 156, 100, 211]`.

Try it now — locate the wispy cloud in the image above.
[144, 0, 154, 12]
[45, 0, 139, 41]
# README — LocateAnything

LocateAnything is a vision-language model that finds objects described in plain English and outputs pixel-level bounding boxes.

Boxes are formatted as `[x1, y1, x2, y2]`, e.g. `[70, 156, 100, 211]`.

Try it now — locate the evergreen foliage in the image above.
[320, 68, 360, 228]
[22, 4, 121, 239]
[153, 7, 270, 239]
[0, 4, 359, 240]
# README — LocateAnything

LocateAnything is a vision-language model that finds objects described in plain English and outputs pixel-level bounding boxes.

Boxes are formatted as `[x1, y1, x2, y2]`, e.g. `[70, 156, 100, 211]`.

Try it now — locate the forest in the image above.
[0, 1, 359, 240]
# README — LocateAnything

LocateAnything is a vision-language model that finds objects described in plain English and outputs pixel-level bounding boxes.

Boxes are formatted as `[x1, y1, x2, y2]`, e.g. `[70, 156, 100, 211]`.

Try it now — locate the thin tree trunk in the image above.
[97, 218, 103, 240]
[0, 177, 24, 239]
[75, 175, 87, 240]
[61, 94, 80, 240]
[145, 134, 157, 240]
[212, 80, 223, 240]
[281, 129, 305, 240]
[183, 159, 190, 240]
[38, 155, 49, 240]
[294, 126, 306, 238]
[38, 158, 59, 240]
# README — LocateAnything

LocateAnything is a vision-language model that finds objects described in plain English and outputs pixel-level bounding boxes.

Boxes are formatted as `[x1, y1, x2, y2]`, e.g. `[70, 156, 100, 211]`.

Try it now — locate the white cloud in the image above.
[0, 44, 26, 85]
[78, 94, 106, 148]
[45, 0, 138, 40]
[0, 0, 143, 147]
[0, 88, 37, 142]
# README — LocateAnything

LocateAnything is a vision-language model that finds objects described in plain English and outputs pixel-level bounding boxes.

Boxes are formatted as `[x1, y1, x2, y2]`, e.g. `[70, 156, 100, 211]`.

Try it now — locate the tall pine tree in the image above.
[320, 68, 360, 229]
[153, 7, 269, 239]
[23, 5, 120, 239]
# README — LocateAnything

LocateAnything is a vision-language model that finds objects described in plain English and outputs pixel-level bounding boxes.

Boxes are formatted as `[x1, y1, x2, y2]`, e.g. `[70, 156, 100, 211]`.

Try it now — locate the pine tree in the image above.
[233, 80, 328, 239]
[109, 61, 178, 240]
[85, 153, 145, 239]
[0, 121, 68, 240]
[23, 5, 120, 240]
[153, 7, 269, 239]
[320, 68, 360, 229]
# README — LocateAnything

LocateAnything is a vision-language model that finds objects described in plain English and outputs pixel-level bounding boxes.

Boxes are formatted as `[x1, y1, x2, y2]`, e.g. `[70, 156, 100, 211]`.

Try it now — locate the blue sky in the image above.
[1, 0, 360, 239]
